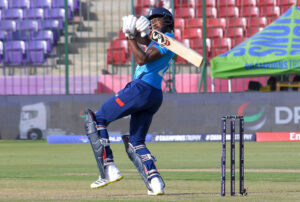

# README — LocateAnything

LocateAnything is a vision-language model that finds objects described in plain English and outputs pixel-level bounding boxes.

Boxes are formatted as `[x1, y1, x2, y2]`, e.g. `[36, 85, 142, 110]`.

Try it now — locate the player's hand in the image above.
[122, 15, 137, 39]
[136, 16, 150, 37]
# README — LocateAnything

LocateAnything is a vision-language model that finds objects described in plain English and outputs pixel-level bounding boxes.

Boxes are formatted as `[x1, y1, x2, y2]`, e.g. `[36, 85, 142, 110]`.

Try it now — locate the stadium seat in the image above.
[189, 38, 211, 52]
[39, 19, 62, 42]
[0, 0, 7, 9]
[228, 18, 247, 29]
[174, 0, 195, 8]
[182, 28, 201, 39]
[196, 7, 217, 18]
[260, 6, 280, 18]
[17, 20, 39, 32]
[107, 48, 127, 65]
[109, 39, 128, 53]
[8, 0, 30, 9]
[0, 20, 17, 32]
[174, 18, 185, 29]
[258, 0, 277, 6]
[32, 30, 54, 53]
[187, 18, 203, 28]
[240, 6, 259, 17]
[44, 8, 72, 21]
[197, 0, 216, 8]
[276, 0, 296, 6]
[206, 28, 223, 39]
[227, 27, 244, 40]
[174, 28, 182, 40]
[236, 0, 256, 7]
[23, 8, 44, 20]
[246, 26, 264, 37]
[134, 7, 151, 15]
[26, 40, 48, 65]
[218, 0, 236, 8]
[136, 0, 156, 7]
[219, 6, 239, 18]
[207, 18, 226, 30]
[0, 41, 3, 62]
[52, 0, 75, 12]
[0, 30, 7, 40]
[4, 40, 26, 65]
[117, 30, 126, 40]
[174, 7, 195, 18]
[212, 38, 231, 50]
[3, 9, 23, 20]
[30, 0, 52, 9]
[212, 47, 229, 57]
[247, 17, 267, 27]
[10, 30, 32, 41]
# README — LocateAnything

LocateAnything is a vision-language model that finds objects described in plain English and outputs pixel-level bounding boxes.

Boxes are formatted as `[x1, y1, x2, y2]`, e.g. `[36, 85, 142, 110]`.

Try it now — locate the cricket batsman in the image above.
[84, 7, 174, 195]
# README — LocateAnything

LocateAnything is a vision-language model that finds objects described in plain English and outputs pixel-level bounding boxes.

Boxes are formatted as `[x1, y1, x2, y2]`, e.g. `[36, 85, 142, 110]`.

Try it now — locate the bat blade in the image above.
[150, 30, 204, 67]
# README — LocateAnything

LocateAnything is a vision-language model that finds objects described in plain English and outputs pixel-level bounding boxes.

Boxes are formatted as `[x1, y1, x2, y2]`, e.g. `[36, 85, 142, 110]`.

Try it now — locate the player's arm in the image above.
[128, 39, 161, 66]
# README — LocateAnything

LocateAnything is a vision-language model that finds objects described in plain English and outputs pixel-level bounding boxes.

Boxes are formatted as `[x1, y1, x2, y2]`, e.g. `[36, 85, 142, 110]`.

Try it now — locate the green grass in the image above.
[0, 141, 300, 201]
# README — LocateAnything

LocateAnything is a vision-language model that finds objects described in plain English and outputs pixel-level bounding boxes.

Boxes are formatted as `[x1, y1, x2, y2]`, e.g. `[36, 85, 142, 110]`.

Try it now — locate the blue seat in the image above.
[4, 40, 26, 65]
[16, 20, 39, 32]
[24, 8, 44, 20]
[8, 0, 30, 9]
[26, 40, 47, 65]
[0, 20, 17, 32]
[0, 0, 7, 9]
[3, 9, 23, 20]
[30, 0, 52, 9]
[32, 30, 54, 53]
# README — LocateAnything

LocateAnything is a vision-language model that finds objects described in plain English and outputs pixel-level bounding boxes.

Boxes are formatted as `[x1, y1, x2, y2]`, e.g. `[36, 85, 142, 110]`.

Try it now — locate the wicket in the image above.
[221, 115, 247, 197]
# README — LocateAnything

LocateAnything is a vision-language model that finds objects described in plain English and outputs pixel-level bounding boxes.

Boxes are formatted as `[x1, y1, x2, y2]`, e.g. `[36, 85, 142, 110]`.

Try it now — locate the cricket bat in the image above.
[150, 30, 204, 67]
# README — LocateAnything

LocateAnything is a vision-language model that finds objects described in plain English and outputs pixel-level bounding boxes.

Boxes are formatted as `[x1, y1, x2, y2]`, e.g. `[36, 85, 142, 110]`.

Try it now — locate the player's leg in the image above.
[129, 110, 165, 195]
[84, 109, 123, 189]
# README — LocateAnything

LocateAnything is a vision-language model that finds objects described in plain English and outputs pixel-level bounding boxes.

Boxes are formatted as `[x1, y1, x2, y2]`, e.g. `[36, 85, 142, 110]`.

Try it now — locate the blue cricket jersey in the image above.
[133, 32, 175, 89]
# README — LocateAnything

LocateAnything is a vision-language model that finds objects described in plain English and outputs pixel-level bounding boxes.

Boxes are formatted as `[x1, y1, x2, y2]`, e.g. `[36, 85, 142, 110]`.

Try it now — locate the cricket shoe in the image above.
[105, 162, 123, 183]
[147, 176, 165, 196]
[90, 162, 123, 189]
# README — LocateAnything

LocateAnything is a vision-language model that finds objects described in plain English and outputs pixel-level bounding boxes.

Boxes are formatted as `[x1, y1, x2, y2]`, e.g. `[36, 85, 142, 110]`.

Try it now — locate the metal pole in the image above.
[221, 117, 226, 196]
[230, 118, 235, 196]
[240, 117, 245, 195]
[64, 0, 69, 94]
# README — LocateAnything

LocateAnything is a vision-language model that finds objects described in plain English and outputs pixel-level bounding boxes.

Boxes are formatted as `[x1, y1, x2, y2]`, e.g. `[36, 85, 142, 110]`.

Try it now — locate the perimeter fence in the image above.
[0, 0, 299, 95]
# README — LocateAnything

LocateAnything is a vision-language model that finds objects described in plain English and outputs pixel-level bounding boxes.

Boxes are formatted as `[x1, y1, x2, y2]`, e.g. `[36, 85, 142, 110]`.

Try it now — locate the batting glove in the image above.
[122, 15, 137, 39]
[136, 16, 150, 37]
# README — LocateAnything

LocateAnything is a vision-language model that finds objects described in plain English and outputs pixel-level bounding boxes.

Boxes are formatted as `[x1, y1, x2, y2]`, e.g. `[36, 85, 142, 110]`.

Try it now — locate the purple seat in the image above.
[0, 41, 3, 62]
[74, 0, 80, 11]
[24, 8, 44, 20]
[39, 19, 62, 42]
[30, 0, 52, 9]
[4, 40, 26, 65]
[32, 30, 54, 53]
[16, 20, 39, 32]
[8, 0, 30, 9]
[0, 0, 8, 9]
[52, 0, 74, 12]
[11, 30, 32, 41]
[0, 30, 8, 40]
[3, 9, 23, 20]
[44, 8, 67, 22]
[26, 40, 47, 65]
[0, 20, 17, 32]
